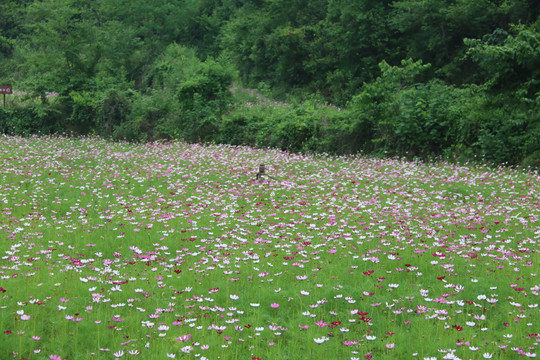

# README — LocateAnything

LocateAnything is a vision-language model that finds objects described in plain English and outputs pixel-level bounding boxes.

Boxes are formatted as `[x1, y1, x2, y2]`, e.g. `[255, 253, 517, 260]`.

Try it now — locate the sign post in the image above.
[0, 85, 13, 107]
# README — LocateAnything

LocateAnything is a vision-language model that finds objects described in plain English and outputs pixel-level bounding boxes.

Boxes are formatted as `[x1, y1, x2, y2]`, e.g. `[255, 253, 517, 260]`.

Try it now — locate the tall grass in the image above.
[0, 135, 538, 360]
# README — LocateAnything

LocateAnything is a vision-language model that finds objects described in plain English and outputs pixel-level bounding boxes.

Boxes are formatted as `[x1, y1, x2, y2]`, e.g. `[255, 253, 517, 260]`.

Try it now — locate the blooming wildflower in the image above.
[177, 334, 192, 342]
[113, 350, 124, 357]
[313, 336, 329, 344]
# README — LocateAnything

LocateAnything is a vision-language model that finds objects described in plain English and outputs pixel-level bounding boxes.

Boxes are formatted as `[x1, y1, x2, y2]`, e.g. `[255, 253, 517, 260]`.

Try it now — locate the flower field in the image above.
[0, 135, 538, 360]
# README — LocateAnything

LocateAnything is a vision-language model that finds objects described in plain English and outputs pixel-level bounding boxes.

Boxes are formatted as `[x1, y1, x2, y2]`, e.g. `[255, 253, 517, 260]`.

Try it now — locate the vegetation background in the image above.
[0, 0, 539, 167]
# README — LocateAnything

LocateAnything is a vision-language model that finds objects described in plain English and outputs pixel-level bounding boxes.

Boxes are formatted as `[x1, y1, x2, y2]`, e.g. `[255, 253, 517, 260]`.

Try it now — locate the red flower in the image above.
[363, 270, 374, 275]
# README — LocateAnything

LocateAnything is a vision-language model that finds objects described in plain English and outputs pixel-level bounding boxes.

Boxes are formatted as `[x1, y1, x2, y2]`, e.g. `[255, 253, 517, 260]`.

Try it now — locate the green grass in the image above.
[0, 135, 538, 360]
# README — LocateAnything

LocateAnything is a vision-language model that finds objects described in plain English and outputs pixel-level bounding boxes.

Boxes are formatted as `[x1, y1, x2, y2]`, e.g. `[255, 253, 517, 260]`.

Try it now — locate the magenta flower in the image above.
[177, 334, 192, 342]
[270, 303, 279, 308]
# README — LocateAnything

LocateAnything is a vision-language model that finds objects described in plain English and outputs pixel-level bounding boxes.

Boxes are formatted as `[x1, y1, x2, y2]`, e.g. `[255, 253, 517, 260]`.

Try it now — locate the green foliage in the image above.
[0, 105, 62, 136]
[0, 0, 539, 167]
[462, 24, 540, 165]
[112, 44, 235, 142]
[219, 98, 348, 154]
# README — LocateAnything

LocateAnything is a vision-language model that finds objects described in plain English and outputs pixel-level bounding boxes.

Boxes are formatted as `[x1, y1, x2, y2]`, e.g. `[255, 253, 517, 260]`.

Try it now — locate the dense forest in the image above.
[0, 0, 539, 167]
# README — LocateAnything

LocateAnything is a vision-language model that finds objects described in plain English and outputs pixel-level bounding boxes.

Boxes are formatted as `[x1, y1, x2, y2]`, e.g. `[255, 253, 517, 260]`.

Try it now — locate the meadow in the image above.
[0, 135, 538, 360]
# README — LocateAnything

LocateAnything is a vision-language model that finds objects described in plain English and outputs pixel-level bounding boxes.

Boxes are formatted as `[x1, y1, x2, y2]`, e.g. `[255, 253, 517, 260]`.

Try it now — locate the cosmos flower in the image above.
[313, 336, 329, 344]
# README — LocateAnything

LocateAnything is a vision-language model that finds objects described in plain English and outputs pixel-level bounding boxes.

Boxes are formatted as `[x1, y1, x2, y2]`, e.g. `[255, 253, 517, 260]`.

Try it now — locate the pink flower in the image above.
[177, 334, 192, 342]
[50, 355, 62, 360]
[270, 303, 279, 308]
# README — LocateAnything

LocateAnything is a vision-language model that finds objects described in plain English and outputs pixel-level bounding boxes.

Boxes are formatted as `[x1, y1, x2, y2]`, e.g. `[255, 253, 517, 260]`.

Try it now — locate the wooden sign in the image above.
[0, 85, 12, 94]
[1, 85, 12, 107]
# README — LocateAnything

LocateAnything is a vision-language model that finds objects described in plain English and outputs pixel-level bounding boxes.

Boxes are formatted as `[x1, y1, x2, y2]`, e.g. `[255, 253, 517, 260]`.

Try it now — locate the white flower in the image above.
[113, 350, 124, 357]
[180, 346, 192, 354]
[166, 353, 176, 358]
[483, 353, 493, 359]
[313, 336, 329, 344]
[230, 294, 239, 300]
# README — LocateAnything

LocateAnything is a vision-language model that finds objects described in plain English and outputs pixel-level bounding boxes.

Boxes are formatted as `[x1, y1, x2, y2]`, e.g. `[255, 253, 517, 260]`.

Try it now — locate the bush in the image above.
[0, 105, 63, 136]
[347, 59, 466, 158]
[219, 99, 349, 154]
